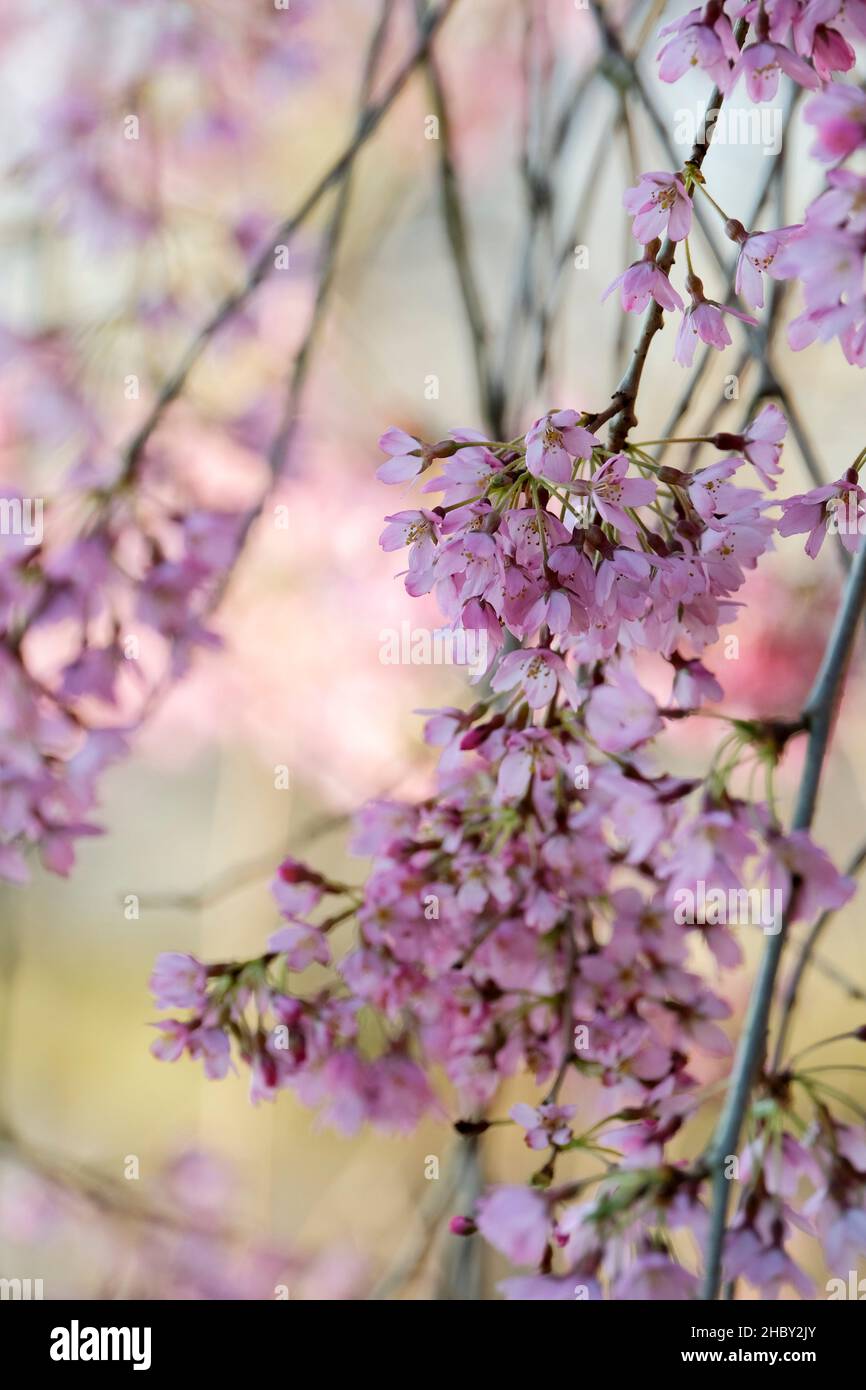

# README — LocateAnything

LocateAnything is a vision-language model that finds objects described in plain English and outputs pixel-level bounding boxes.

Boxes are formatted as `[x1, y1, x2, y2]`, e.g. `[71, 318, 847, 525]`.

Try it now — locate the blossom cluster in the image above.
[643, 2, 866, 368]
[144, 0, 866, 1302]
[0, 0, 320, 882]
[151, 397, 861, 1297]
[0, 472, 249, 882]
[603, 1, 866, 374]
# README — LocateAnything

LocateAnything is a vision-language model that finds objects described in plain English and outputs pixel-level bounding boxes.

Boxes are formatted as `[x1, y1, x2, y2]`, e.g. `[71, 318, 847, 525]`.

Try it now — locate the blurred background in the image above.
[0, 0, 864, 1299]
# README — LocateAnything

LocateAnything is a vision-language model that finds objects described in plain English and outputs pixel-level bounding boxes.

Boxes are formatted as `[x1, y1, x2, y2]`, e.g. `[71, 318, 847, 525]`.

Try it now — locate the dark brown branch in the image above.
[267, 0, 397, 479]
[416, 0, 503, 436]
[597, 13, 749, 451]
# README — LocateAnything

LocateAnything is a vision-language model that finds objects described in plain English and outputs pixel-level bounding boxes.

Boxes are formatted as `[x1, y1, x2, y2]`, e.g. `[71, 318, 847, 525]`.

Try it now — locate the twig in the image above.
[137, 805, 357, 912]
[415, 0, 503, 436]
[650, 133, 793, 466]
[605, 19, 750, 451]
[367, 1149, 463, 1300]
[591, 2, 727, 275]
[615, 91, 640, 373]
[434, 1132, 486, 1300]
[118, 0, 457, 481]
[500, 12, 596, 425]
[267, 0, 397, 479]
[533, 118, 612, 397]
[544, 918, 577, 1103]
[0, 1126, 245, 1243]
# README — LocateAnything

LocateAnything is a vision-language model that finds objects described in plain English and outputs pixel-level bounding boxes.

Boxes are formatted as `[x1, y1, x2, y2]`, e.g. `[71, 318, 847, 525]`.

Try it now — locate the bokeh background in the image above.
[0, 0, 864, 1298]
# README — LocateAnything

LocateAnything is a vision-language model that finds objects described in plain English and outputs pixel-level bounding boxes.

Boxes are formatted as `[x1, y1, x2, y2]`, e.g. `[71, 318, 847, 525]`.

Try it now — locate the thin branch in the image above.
[701, 535, 866, 1300]
[267, 0, 397, 479]
[804, 947, 866, 1004]
[533, 117, 612, 396]
[615, 91, 640, 373]
[543, 919, 577, 1104]
[367, 1149, 463, 1300]
[137, 804, 359, 912]
[118, 0, 457, 481]
[415, 0, 503, 436]
[0, 1127, 246, 1244]
[650, 130, 793, 466]
[605, 19, 750, 451]
[500, 16, 597, 425]
[434, 1131, 486, 1300]
[592, 3, 727, 274]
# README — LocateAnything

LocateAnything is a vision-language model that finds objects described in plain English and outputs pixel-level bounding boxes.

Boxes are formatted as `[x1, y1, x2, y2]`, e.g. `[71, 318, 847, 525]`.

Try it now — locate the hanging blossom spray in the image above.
[151, 3, 866, 1300]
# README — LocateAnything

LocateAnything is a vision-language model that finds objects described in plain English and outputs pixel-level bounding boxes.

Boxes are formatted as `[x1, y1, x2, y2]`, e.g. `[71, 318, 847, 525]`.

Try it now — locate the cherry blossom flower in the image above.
[572, 454, 657, 535]
[475, 1187, 551, 1267]
[510, 1102, 576, 1150]
[602, 252, 683, 314]
[375, 427, 426, 484]
[525, 411, 599, 483]
[777, 471, 866, 556]
[623, 170, 693, 244]
[730, 40, 820, 102]
[670, 655, 723, 708]
[656, 4, 739, 89]
[674, 278, 758, 367]
[805, 82, 866, 161]
[149, 953, 209, 1010]
[613, 1251, 698, 1300]
[490, 647, 580, 709]
[757, 828, 855, 922]
[586, 665, 663, 752]
[728, 223, 797, 310]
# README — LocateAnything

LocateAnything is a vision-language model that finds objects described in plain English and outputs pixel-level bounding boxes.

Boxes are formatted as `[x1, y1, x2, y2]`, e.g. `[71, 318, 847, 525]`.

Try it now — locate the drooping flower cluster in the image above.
[151, 393, 863, 1297]
[655, 0, 862, 98]
[143, 1, 866, 1302]
[646, 1, 866, 367]
[0, 0, 324, 882]
[0, 473, 250, 881]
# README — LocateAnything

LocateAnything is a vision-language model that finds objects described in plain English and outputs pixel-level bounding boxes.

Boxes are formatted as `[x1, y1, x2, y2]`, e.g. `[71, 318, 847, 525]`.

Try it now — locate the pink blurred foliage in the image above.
[0, 1147, 368, 1300]
[146, 437, 469, 805]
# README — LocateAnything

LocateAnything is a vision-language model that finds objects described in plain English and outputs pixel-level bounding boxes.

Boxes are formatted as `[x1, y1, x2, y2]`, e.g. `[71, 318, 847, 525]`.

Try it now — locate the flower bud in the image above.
[449, 1215, 477, 1236]
[712, 431, 744, 451]
[657, 466, 688, 485]
[685, 272, 705, 300]
[723, 218, 747, 245]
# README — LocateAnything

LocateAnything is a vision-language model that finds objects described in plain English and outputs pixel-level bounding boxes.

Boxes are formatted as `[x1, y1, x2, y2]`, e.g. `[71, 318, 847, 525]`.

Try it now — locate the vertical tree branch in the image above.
[701, 536, 866, 1299]
[415, 0, 503, 436]
[268, 0, 397, 478]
